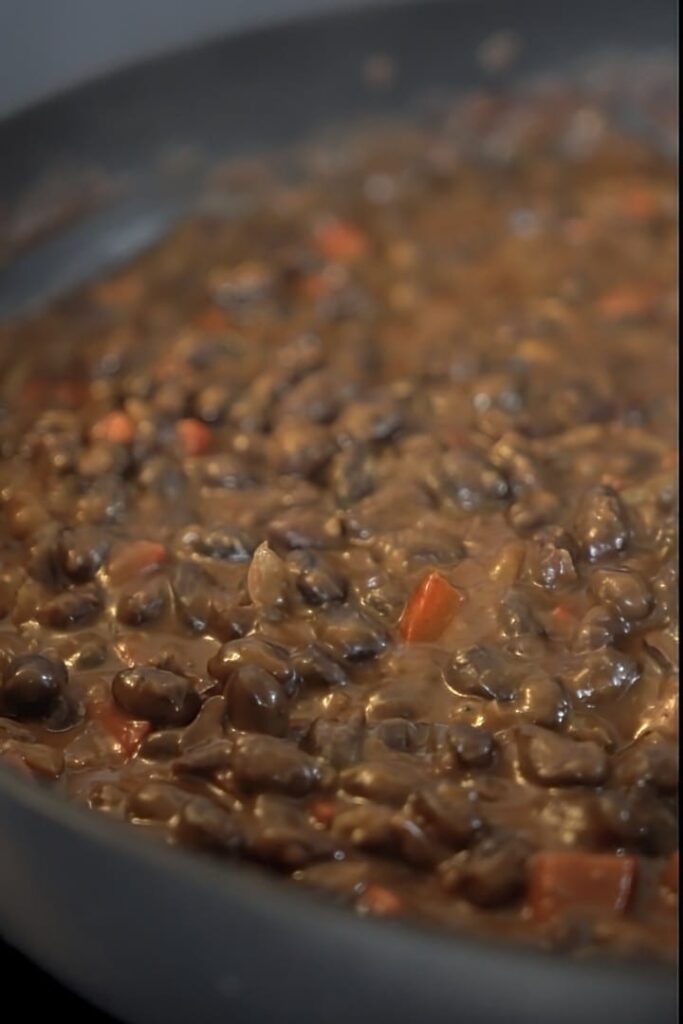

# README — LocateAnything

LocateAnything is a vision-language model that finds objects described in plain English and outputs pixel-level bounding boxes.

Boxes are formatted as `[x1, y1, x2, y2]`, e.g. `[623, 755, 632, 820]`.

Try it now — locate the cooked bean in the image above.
[590, 567, 653, 622]
[225, 664, 289, 736]
[410, 783, 484, 847]
[112, 666, 200, 726]
[317, 606, 388, 662]
[0, 654, 67, 719]
[116, 576, 169, 626]
[439, 833, 530, 907]
[208, 636, 298, 696]
[574, 485, 629, 562]
[232, 734, 332, 795]
[340, 758, 427, 805]
[519, 727, 608, 785]
[37, 585, 103, 629]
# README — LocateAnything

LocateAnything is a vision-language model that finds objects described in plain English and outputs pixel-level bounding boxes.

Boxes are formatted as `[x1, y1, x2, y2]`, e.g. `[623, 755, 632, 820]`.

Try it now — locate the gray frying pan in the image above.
[0, 2, 677, 1022]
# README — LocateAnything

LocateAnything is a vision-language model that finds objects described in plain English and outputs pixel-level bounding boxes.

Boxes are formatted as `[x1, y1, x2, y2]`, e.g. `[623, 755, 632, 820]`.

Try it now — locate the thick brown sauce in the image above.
[0, 61, 678, 960]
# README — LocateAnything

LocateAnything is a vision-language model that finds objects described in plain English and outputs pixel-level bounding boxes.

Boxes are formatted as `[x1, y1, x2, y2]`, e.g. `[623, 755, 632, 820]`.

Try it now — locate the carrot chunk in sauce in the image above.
[108, 541, 167, 585]
[399, 571, 463, 643]
[529, 851, 637, 921]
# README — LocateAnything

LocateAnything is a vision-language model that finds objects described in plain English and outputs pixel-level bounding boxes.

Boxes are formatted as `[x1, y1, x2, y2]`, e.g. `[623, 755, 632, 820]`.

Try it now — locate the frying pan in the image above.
[0, 1, 678, 1021]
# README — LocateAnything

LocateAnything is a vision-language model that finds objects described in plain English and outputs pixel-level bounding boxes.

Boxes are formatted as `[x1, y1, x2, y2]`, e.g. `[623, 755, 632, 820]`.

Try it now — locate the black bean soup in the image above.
[0, 59, 678, 961]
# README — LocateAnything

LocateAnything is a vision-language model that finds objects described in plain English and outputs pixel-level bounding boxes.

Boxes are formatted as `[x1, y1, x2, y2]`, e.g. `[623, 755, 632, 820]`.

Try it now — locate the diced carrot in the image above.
[193, 306, 232, 333]
[108, 540, 167, 585]
[93, 273, 144, 309]
[618, 186, 660, 222]
[597, 284, 659, 322]
[87, 697, 150, 759]
[548, 602, 577, 638]
[176, 418, 212, 456]
[309, 799, 338, 827]
[91, 410, 136, 445]
[661, 852, 678, 894]
[313, 218, 367, 263]
[529, 851, 637, 922]
[23, 376, 89, 410]
[359, 885, 402, 917]
[399, 571, 463, 643]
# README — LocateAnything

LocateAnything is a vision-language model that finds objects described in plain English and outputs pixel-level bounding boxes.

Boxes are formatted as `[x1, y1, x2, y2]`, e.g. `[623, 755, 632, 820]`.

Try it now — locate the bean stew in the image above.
[0, 57, 678, 961]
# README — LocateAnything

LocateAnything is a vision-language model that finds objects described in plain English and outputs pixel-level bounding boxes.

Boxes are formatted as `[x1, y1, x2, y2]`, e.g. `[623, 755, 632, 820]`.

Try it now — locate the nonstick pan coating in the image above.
[0, 2, 678, 1022]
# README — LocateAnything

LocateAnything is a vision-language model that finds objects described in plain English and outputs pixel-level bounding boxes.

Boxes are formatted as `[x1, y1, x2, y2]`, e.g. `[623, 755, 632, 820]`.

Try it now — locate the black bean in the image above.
[436, 450, 509, 509]
[225, 664, 289, 736]
[364, 682, 427, 723]
[514, 672, 569, 729]
[60, 526, 110, 582]
[181, 524, 254, 563]
[336, 397, 404, 444]
[497, 588, 543, 639]
[447, 645, 519, 702]
[573, 605, 623, 652]
[331, 803, 397, 852]
[172, 562, 216, 633]
[288, 550, 348, 606]
[303, 717, 364, 768]
[340, 758, 427, 805]
[564, 648, 640, 703]
[77, 474, 127, 524]
[173, 738, 235, 774]
[590, 567, 653, 622]
[180, 694, 227, 750]
[373, 718, 422, 753]
[112, 666, 200, 727]
[377, 526, 465, 572]
[248, 794, 336, 867]
[439, 833, 530, 907]
[200, 453, 257, 490]
[290, 645, 348, 688]
[611, 736, 678, 793]
[267, 507, 343, 551]
[0, 654, 67, 719]
[317, 606, 388, 662]
[173, 796, 244, 853]
[269, 420, 336, 478]
[116, 576, 169, 626]
[232, 734, 332, 795]
[194, 384, 231, 424]
[207, 592, 256, 643]
[138, 729, 183, 760]
[574, 485, 629, 561]
[508, 491, 560, 533]
[37, 585, 103, 630]
[519, 726, 607, 785]
[208, 636, 298, 696]
[446, 723, 494, 768]
[127, 782, 188, 822]
[527, 542, 577, 590]
[409, 783, 484, 847]
[138, 455, 187, 497]
[277, 370, 350, 425]
[328, 444, 376, 506]
[597, 790, 678, 853]
[273, 333, 325, 386]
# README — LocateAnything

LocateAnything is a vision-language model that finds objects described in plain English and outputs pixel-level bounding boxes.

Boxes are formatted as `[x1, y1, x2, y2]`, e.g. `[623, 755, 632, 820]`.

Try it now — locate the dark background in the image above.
[2, 939, 118, 1021]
